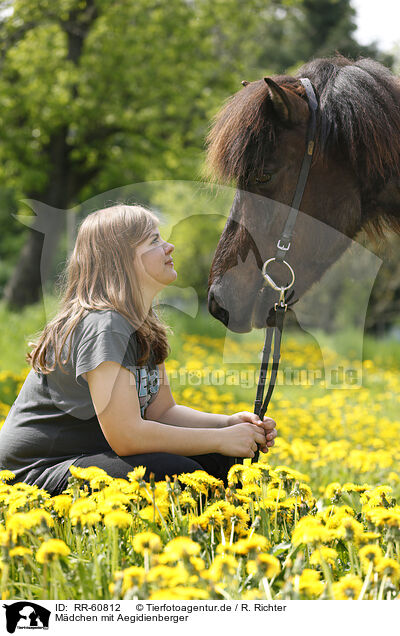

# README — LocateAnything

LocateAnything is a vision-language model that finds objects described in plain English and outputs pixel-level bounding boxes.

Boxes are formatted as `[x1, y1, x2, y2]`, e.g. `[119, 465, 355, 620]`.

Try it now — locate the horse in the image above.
[206, 56, 400, 333]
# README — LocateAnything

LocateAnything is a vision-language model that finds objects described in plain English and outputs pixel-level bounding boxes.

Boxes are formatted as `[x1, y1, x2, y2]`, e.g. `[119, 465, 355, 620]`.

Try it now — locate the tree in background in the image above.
[0, 0, 397, 335]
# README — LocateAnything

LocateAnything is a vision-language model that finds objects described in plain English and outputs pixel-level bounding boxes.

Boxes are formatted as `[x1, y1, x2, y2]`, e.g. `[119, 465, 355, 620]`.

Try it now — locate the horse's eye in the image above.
[255, 173, 272, 183]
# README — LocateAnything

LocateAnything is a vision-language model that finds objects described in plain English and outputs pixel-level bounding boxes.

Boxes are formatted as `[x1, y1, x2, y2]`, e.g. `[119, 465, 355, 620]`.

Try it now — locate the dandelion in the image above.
[309, 547, 338, 568]
[246, 554, 281, 579]
[139, 501, 169, 524]
[228, 534, 270, 556]
[297, 569, 324, 597]
[89, 474, 114, 490]
[358, 531, 381, 545]
[80, 512, 101, 526]
[324, 482, 342, 500]
[375, 558, 400, 582]
[49, 495, 73, 516]
[103, 509, 132, 529]
[9, 547, 32, 558]
[0, 470, 15, 482]
[227, 464, 245, 486]
[132, 532, 162, 555]
[241, 465, 263, 484]
[291, 517, 334, 546]
[97, 492, 130, 515]
[6, 510, 54, 540]
[358, 544, 383, 572]
[116, 566, 145, 594]
[36, 539, 70, 563]
[125, 466, 146, 484]
[69, 465, 108, 481]
[69, 498, 97, 525]
[147, 564, 193, 587]
[204, 555, 239, 582]
[332, 574, 363, 599]
[364, 506, 400, 529]
[335, 516, 365, 542]
[162, 537, 200, 561]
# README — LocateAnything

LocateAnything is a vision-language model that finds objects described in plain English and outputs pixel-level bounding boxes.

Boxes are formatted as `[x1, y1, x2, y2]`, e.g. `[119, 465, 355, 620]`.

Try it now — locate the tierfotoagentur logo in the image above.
[3, 602, 50, 633]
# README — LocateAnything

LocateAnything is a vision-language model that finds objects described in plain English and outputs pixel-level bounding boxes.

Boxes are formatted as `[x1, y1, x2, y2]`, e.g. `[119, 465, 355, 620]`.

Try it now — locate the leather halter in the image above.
[243, 77, 318, 464]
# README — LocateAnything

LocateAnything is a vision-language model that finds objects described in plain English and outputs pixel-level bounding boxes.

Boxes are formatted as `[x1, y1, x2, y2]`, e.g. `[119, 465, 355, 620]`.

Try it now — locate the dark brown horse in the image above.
[206, 56, 400, 332]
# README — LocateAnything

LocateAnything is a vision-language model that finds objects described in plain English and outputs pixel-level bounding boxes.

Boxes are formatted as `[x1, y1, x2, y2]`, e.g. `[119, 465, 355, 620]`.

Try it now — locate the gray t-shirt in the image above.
[0, 309, 160, 494]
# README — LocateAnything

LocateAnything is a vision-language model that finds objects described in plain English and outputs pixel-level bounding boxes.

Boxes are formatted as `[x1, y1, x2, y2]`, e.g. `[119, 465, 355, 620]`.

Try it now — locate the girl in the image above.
[0, 204, 277, 495]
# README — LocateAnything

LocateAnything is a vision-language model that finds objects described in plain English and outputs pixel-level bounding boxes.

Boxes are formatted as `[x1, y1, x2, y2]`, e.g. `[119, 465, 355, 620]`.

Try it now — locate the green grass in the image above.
[2, 292, 400, 382]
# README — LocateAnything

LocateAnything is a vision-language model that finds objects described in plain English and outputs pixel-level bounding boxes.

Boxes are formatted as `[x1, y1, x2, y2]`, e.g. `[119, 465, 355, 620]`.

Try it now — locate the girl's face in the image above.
[134, 226, 177, 294]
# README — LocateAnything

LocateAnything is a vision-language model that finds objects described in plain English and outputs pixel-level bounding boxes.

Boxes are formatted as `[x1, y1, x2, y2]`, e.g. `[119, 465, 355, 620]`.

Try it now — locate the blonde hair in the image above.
[26, 204, 171, 373]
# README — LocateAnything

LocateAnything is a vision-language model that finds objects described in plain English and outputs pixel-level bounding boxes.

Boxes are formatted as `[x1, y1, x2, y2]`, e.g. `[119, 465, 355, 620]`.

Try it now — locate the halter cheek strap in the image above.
[237, 77, 318, 465]
[275, 78, 318, 261]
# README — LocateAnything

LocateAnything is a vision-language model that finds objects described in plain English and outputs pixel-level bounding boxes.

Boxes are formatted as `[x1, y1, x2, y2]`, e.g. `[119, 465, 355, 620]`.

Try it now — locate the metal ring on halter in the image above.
[261, 258, 295, 292]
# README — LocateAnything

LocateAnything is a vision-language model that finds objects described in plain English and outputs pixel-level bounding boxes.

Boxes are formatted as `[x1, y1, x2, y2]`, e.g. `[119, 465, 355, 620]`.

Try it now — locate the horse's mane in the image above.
[298, 56, 400, 183]
[205, 55, 400, 238]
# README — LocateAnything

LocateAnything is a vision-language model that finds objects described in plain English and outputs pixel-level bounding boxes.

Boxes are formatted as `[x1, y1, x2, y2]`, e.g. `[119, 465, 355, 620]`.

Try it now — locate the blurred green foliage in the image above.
[0, 0, 396, 326]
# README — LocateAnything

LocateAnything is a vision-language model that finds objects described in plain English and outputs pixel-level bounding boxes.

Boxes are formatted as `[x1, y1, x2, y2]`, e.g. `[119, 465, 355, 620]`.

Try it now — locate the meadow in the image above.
[0, 297, 399, 600]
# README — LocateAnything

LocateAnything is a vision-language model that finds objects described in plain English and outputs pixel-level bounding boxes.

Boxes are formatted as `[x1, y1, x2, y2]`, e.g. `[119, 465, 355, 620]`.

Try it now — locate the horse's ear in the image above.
[264, 77, 292, 124]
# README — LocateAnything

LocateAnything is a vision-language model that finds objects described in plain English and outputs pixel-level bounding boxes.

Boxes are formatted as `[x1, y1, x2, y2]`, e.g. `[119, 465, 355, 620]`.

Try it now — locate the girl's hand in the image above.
[226, 411, 277, 453]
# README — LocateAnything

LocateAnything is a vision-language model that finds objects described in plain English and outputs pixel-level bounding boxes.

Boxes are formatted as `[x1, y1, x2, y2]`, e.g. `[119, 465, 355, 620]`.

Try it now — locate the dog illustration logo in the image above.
[3, 602, 50, 633]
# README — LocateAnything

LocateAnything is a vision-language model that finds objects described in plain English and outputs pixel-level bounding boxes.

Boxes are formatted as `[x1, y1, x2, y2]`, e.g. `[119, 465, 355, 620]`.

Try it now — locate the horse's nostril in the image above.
[208, 291, 229, 326]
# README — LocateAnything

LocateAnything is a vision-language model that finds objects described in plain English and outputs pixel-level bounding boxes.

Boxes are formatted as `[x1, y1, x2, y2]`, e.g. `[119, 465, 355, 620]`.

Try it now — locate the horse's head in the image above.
[207, 57, 400, 332]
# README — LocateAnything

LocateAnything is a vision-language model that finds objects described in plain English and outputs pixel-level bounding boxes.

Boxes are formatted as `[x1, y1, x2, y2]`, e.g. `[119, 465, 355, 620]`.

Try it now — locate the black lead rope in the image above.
[233, 77, 318, 466]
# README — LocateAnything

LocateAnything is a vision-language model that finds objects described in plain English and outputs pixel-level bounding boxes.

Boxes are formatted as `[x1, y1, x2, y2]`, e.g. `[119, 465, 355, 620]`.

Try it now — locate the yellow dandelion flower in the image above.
[97, 494, 130, 515]
[297, 568, 324, 597]
[9, 546, 32, 558]
[49, 495, 72, 516]
[375, 558, 400, 581]
[364, 506, 400, 529]
[103, 509, 132, 529]
[229, 533, 270, 556]
[241, 589, 264, 600]
[324, 482, 342, 500]
[147, 564, 194, 587]
[131, 532, 162, 554]
[291, 517, 334, 546]
[69, 465, 108, 481]
[335, 516, 365, 542]
[274, 466, 309, 483]
[178, 492, 197, 510]
[189, 556, 205, 573]
[247, 553, 281, 578]
[162, 537, 200, 560]
[139, 501, 169, 524]
[127, 466, 147, 483]
[36, 539, 70, 563]
[257, 497, 277, 512]
[204, 555, 238, 582]
[116, 566, 145, 594]
[309, 547, 338, 567]
[358, 544, 383, 572]
[6, 510, 53, 540]
[227, 464, 245, 486]
[241, 466, 262, 484]
[0, 470, 15, 482]
[89, 473, 114, 489]
[358, 531, 381, 545]
[332, 574, 363, 599]
[69, 497, 97, 525]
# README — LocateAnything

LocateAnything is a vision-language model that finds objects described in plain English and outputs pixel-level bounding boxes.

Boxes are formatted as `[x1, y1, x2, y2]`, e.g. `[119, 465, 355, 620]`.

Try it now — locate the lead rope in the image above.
[233, 288, 287, 466]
